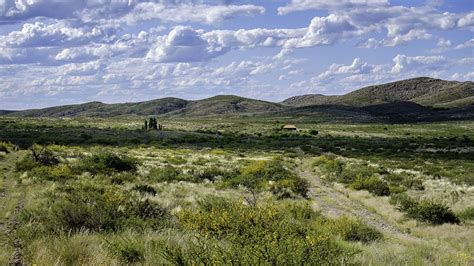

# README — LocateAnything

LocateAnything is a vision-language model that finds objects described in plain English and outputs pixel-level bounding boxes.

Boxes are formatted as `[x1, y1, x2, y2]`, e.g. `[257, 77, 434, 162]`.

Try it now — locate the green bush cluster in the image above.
[173, 196, 359, 265]
[132, 184, 157, 196]
[147, 158, 308, 198]
[148, 165, 239, 183]
[223, 158, 309, 198]
[385, 173, 424, 191]
[20, 183, 169, 234]
[330, 216, 382, 243]
[457, 207, 474, 223]
[15, 146, 60, 172]
[191, 166, 235, 182]
[104, 236, 145, 264]
[0, 141, 13, 153]
[148, 165, 183, 182]
[390, 193, 460, 225]
[28, 164, 73, 182]
[349, 175, 390, 196]
[15, 155, 42, 172]
[312, 155, 345, 181]
[312, 156, 425, 197]
[75, 152, 139, 175]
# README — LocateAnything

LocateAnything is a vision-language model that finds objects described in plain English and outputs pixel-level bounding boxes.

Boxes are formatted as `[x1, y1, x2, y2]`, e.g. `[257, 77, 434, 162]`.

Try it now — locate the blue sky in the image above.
[0, 0, 473, 110]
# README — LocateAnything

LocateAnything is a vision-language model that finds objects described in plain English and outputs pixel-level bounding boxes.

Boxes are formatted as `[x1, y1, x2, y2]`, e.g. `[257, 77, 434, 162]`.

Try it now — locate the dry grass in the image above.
[25, 233, 116, 265]
[355, 237, 472, 265]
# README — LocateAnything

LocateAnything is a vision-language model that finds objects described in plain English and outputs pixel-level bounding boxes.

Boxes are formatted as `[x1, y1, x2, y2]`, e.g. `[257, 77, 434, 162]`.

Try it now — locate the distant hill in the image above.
[282, 77, 474, 108]
[2, 77, 473, 122]
[0, 110, 16, 115]
[4, 95, 283, 118]
[165, 95, 283, 117]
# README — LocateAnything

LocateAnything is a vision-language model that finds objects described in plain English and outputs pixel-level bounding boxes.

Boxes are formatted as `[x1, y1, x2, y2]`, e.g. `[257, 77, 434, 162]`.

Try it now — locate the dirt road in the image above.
[298, 160, 419, 241]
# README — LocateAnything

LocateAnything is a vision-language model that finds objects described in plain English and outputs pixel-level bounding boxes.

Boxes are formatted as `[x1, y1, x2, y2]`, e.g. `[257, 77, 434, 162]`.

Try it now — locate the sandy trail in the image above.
[0, 152, 25, 265]
[298, 161, 419, 241]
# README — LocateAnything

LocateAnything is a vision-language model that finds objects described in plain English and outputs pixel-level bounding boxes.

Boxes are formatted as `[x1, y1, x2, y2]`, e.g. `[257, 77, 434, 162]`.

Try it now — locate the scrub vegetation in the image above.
[0, 116, 472, 265]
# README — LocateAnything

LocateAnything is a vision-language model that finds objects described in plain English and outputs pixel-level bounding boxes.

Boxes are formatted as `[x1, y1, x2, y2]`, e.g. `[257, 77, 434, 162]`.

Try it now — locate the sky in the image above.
[0, 0, 473, 110]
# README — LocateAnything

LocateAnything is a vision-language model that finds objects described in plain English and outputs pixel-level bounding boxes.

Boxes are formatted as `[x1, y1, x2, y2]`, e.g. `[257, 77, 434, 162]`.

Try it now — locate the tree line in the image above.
[144, 117, 163, 130]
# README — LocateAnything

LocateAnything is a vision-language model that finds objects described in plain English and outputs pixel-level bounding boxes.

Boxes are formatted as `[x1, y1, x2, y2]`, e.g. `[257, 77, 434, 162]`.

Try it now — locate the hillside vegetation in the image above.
[282, 77, 473, 108]
[1, 77, 473, 121]
[0, 117, 473, 265]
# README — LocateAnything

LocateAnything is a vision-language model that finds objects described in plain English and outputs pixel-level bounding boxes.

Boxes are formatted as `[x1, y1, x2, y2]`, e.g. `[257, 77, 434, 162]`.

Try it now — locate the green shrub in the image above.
[401, 178, 424, 190]
[0, 141, 11, 153]
[350, 175, 390, 196]
[15, 155, 41, 172]
[110, 172, 137, 185]
[29, 164, 73, 182]
[104, 237, 145, 263]
[132, 184, 157, 196]
[390, 193, 460, 225]
[415, 200, 460, 225]
[191, 166, 234, 182]
[389, 193, 417, 212]
[388, 185, 407, 194]
[176, 197, 357, 265]
[223, 158, 308, 198]
[331, 216, 382, 243]
[166, 156, 187, 165]
[312, 156, 344, 181]
[29, 145, 60, 166]
[457, 207, 474, 222]
[76, 152, 139, 175]
[148, 166, 182, 182]
[269, 177, 310, 199]
[20, 183, 169, 233]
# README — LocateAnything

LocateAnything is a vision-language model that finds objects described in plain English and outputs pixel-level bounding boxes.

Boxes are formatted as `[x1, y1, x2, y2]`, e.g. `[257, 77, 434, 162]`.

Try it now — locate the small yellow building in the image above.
[283, 125, 298, 131]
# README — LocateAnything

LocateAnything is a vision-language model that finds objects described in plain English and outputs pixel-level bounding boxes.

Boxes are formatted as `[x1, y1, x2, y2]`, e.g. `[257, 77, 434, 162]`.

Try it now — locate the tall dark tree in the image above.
[149, 117, 155, 130]
[147, 117, 158, 130]
[144, 119, 148, 130]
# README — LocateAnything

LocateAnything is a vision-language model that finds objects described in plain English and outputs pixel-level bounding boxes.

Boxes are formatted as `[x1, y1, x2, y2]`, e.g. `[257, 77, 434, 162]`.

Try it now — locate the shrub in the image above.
[15, 146, 60, 172]
[223, 158, 309, 198]
[15, 155, 41, 172]
[76, 152, 138, 175]
[166, 156, 187, 165]
[350, 175, 390, 196]
[331, 216, 382, 243]
[269, 177, 310, 199]
[415, 200, 460, 225]
[0, 141, 11, 153]
[176, 197, 357, 265]
[21, 183, 169, 233]
[401, 178, 424, 190]
[309, 129, 319, 136]
[30, 145, 59, 166]
[312, 156, 344, 181]
[457, 207, 474, 222]
[389, 193, 417, 212]
[104, 237, 145, 263]
[148, 166, 182, 182]
[390, 193, 460, 225]
[29, 164, 73, 182]
[388, 185, 407, 194]
[132, 184, 157, 196]
[110, 172, 137, 185]
[191, 166, 233, 182]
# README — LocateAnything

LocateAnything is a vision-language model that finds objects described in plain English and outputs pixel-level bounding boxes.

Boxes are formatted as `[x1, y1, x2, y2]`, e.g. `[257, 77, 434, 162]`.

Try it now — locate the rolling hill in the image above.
[282, 77, 474, 108]
[2, 95, 283, 118]
[1, 77, 473, 121]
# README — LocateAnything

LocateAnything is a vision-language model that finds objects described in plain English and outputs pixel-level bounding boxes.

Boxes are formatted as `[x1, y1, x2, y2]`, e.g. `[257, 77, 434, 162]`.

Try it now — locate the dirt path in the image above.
[0, 151, 25, 265]
[298, 161, 418, 241]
